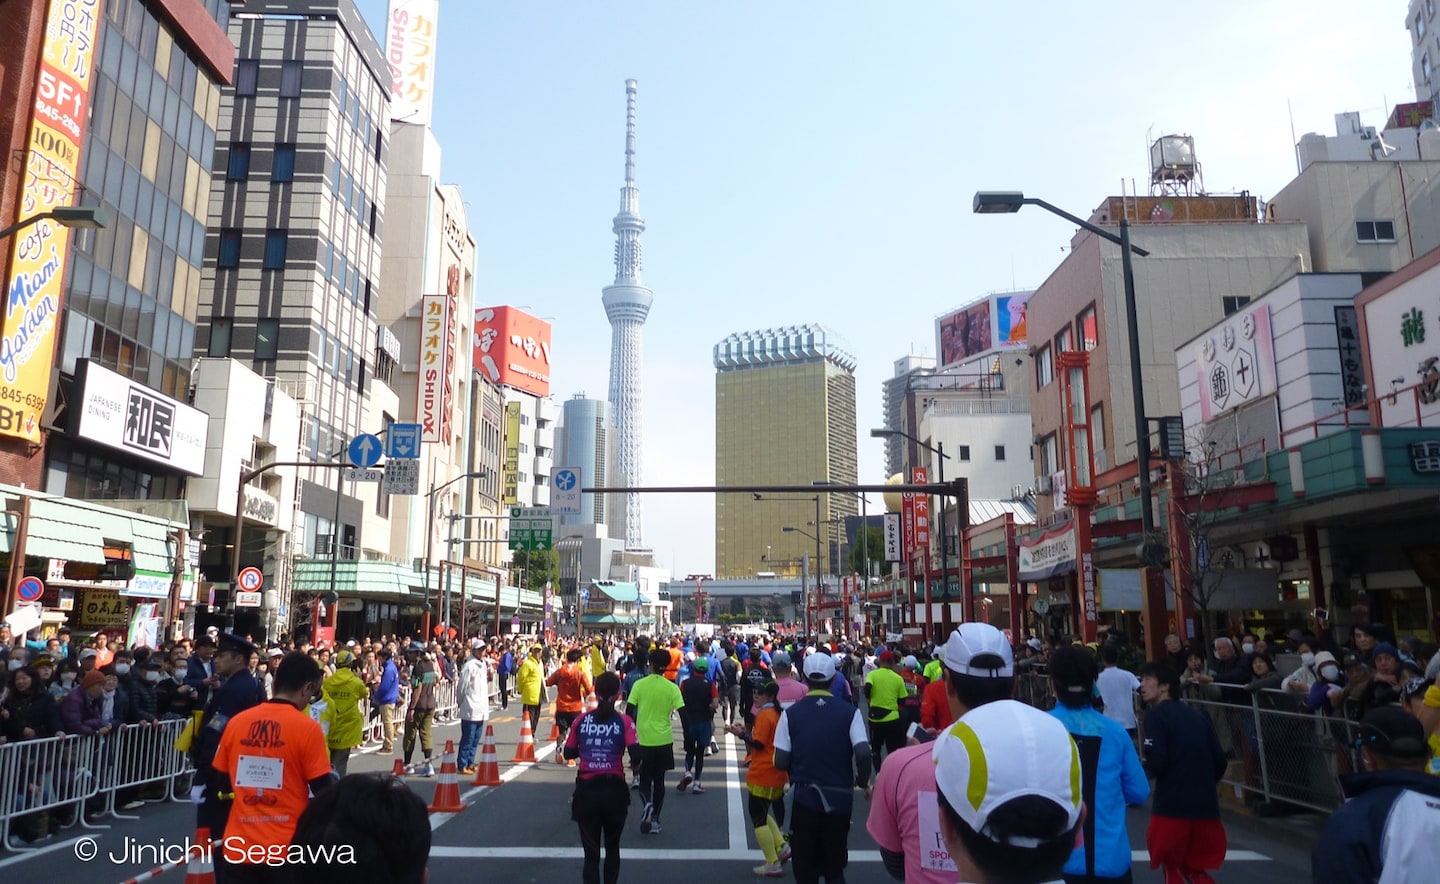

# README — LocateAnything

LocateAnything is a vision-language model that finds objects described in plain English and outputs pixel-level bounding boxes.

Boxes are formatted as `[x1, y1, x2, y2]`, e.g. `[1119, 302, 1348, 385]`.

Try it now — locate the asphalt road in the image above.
[0, 699, 1319, 883]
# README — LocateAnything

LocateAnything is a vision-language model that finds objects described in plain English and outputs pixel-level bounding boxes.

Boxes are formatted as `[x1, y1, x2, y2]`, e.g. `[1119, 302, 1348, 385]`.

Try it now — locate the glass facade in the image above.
[46, 0, 229, 500]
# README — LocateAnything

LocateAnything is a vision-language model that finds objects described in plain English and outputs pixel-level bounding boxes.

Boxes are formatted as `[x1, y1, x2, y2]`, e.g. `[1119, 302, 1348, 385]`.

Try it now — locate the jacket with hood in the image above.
[320, 666, 369, 750]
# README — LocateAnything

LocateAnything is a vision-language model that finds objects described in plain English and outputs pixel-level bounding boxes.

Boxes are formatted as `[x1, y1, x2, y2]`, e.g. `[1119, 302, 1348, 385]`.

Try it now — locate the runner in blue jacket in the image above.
[1047, 646, 1150, 883]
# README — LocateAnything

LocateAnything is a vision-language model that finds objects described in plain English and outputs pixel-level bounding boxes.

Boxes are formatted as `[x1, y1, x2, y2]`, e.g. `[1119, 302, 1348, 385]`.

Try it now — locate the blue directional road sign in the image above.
[348, 433, 382, 468]
[550, 466, 582, 515]
[385, 423, 423, 459]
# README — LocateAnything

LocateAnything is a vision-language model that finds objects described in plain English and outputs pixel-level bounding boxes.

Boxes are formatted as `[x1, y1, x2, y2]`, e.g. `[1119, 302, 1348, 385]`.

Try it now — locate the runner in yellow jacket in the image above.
[320, 650, 370, 776]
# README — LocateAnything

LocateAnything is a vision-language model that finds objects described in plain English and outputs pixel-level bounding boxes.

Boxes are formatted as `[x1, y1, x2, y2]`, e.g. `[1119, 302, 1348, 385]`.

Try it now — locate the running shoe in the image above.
[631, 777, 641, 791]
[639, 803, 653, 834]
[778, 841, 792, 864]
[420, 764, 436, 778]
[752, 862, 784, 877]
[691, 782, 704, 794]
[648, 819, 662, 834]
[676, 772, 693, 792]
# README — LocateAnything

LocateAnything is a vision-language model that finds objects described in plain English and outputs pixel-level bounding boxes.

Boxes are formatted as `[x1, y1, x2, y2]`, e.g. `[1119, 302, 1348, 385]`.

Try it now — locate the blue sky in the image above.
[354, 0, 1413, 576]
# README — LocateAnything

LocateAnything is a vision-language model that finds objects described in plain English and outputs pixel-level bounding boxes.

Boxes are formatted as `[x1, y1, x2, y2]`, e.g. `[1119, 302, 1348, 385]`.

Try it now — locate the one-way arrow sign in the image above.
[348, 433, 382, 468]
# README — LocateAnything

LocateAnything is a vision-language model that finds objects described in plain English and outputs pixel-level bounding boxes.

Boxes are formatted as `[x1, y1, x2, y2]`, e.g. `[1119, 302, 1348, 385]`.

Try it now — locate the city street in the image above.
[0, 704, 1319, 883]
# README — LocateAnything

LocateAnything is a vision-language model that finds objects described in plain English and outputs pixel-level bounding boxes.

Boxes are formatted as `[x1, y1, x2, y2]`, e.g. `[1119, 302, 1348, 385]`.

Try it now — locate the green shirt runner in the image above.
[865, 667, 906, 723]
[627, 672, 684, 746]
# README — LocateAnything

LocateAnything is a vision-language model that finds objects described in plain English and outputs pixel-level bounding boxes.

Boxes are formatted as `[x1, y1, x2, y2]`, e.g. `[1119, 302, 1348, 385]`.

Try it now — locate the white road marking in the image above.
[722, 731, 747, 851]
[430, 847, 1272, 863]
[0, 837, 86, 868]
[428, 739, 555, 830]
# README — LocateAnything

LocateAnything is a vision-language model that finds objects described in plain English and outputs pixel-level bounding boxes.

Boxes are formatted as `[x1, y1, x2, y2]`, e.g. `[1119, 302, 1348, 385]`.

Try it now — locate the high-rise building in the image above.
[714, 324, 859, 580]
[10, 0, 234, 496]
[880, 355, 935, 478]
[199, 0, 393, 568]
[602, 79, 652, 547]
[1409, 1, 1440, 114]
[555, 395, 614, 531]
[478, 307, 555, 510]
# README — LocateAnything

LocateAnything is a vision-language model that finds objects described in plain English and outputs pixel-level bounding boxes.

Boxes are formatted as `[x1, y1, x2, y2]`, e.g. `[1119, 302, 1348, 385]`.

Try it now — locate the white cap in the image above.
[266, 648, 283, 658]
[79, 648, 98, 660]
[942, 623, 1015, 678]
[1026, 638, 1043, 651]
[902, 655, 919, 671]
[802, 651, 836, 681]
[932, 700, 1082, 846]
[469, 638, 486, 650]
[346, 640, 356, 647]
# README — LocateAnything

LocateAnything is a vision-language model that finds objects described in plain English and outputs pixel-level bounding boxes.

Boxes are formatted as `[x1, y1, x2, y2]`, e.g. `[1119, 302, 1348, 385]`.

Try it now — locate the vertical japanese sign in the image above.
[441, 266, 458, 443]
[417, 294, 448, 442]
[911, 467, 930, 566]
[385, 0, 437, 126]
[1333, 306, 1366, 409]
[0, 0, 105, 443]
[502, 400, 521, 504]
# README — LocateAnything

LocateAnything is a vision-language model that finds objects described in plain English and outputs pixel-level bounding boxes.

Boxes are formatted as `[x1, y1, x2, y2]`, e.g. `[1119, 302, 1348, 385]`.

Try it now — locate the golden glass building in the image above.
[714, 325, 858, 580]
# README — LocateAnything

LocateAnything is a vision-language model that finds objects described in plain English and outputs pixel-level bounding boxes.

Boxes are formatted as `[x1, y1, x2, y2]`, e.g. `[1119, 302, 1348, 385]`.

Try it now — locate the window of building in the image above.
[279, 61, 303, 98]
[272, 144, 296, 182]
[235, 60, 258, 96]
[1222, 295, 1252, 316]
[1078, 305, 1098, 350]
[226, 143, 249, 181]
[218, 228, 240, 268]
[1035, 344, 1054, 388]
[263, 229, 287, 269]
[1055, 326, 1073, 354]
[255, 318, 279, 360]
[1420, 13, 1428, 42]
[1426, 52, 1434, 84]
[208, 317, 231, 357]
[1355, 220, 1397, 243]
[957, 445, 971, 461]
[1038, 435, 1058, 476]
[994, 445, 1006, 461]
[1091, 405, 1106, 471]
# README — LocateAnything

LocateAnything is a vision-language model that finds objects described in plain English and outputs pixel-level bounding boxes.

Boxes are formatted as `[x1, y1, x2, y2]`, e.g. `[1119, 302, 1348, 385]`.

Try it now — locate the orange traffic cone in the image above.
[184, 827, 215, 884]
[427, 740, 467, 814]
[512, 716, 537, 763]
[471, 724, 503, 786]
[391, 757, 407, 777]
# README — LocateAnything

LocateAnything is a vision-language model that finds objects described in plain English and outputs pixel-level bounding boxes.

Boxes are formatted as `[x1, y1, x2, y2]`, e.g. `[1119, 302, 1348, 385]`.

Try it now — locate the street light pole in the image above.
[972, 191, 1155, 544]
[870, 428, 952, 641]
[422, 470, 487, 639]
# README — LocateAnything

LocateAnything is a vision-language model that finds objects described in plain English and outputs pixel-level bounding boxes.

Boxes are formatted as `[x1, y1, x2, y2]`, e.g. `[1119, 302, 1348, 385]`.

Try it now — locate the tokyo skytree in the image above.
[602, 79, 652, 547]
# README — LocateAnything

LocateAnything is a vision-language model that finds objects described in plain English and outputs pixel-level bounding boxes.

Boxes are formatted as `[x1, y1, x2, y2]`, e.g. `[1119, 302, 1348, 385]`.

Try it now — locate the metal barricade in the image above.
[89, 720, 195, 820]
[0, 732, 104, 850]
[1013, 669, 1055, 711]
[432, 680, 458, 723]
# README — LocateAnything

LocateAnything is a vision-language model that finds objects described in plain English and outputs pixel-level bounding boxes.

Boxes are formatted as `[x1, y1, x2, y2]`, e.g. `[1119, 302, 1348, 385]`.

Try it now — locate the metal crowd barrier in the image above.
[1014, 670, 1362, 814]
[0, 732, 105, 850]
[89, 720, 195, 821]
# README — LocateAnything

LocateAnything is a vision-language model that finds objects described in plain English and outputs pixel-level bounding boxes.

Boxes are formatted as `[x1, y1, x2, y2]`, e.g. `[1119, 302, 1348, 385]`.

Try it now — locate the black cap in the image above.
[1357, 706, 1429, 760]
[216, 633, 257, 658]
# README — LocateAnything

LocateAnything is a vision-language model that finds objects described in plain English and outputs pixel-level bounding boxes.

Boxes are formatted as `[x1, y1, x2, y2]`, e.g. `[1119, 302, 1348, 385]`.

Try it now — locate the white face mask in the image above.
[1301, 652, 1316, 668]
[1320, 664, 1340, 681]
[115, 663, 131, 675]
[145, 670, 162, 683]
[7, 659, 21, 671]
[1241, 643, 1256, 655]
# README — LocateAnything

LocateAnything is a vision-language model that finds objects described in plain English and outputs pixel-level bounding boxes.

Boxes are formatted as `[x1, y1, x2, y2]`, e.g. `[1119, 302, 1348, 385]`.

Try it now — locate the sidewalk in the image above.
[1218, 793, 1325, 851]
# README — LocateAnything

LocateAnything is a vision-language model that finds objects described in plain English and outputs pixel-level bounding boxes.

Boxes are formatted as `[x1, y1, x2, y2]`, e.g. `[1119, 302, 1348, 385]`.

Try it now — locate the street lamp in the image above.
[423, 470, 488, 638]
[0, 205, 109, 240]
[783, 524, 824, 637]
[813, 479, 870, 619]
[871, 427, 953, 639]
[756, 492, 823, 636]
[972, 191, 1158, 559]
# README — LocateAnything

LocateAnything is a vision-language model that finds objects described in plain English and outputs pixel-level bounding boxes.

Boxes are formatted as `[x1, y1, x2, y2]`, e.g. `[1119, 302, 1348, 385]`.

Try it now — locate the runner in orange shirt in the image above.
[546, 648, 594, 765]
[728, 680, 790, 877]
[211, 652, 337, 881]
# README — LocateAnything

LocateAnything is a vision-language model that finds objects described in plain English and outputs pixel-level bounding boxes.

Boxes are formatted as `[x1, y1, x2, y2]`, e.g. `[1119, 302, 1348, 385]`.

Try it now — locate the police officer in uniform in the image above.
[774, 651, 873, 884]
[191, 633, 266, 839]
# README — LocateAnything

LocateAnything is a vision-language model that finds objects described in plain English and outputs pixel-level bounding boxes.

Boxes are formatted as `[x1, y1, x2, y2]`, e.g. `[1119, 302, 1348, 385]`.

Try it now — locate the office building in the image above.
[713, 324, 858, 579]
[555, 395, 615, 531]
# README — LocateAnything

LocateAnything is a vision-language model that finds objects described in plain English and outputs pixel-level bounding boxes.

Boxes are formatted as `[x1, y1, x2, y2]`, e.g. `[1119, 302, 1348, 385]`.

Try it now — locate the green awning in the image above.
[129, 517, 176, 573]
[26, 499, 107, 563]
[292, 559, 426, 599]
[581, 613, 638, 626]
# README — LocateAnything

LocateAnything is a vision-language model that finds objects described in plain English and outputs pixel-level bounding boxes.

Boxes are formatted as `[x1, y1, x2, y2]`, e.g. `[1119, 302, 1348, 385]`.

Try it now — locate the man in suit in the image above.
[185, 635, 220, 709]
[191, 633, 267, 840]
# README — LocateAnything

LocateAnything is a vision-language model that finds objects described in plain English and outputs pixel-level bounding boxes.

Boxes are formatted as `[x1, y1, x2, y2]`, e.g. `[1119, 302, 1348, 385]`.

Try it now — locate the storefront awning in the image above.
[130, 518, 176, 573]
[26, 499, 108, 564]
[292, 559, 425, 599]
[581, 613, 638, 626]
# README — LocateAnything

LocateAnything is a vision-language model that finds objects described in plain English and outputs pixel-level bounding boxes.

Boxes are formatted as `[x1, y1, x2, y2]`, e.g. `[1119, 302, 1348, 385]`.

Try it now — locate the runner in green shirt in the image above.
[625, 648, 684, 834]
[864, 650, 908, 768]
